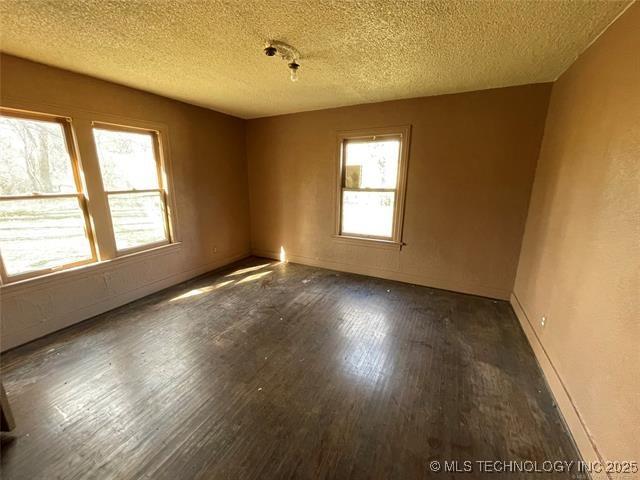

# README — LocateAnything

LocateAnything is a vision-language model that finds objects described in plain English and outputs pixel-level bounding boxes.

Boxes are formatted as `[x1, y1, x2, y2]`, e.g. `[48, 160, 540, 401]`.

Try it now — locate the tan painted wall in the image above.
[0, 54, 251, 351]
[246, 84, 552, 299]
[512, 2, 640, 468]
[0, 5, 636, 467]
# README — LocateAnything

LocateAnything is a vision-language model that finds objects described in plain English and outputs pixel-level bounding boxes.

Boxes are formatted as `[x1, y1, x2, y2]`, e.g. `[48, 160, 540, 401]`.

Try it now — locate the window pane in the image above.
[341, 191, 395, 238]
[0, 197, 92, 276]
[0, 116, 77, 195]
[93, 129, 159, 191]
[344, 139, 399, 189]
[108, 192, 167, 250]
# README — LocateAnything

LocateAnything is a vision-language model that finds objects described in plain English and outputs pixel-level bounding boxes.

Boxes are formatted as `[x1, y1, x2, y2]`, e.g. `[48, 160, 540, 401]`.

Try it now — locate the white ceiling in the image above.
[0, 0, 632, 119]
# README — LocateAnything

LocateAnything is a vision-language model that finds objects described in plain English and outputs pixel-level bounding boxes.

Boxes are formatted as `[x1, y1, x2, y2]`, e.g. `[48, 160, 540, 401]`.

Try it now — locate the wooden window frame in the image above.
[0, 107, 98, 283]
[334, 125, 411, 248]
[0, 103, 180, 286]
[92, 122, 174, 256]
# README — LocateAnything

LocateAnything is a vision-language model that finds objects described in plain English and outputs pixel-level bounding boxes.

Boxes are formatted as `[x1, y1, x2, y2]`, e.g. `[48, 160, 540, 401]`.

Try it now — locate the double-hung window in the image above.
[93, 126, 170, 253]
[0, 108, 176, 284]
[336, 126, 410, 244]
[0, 111, 95, 281]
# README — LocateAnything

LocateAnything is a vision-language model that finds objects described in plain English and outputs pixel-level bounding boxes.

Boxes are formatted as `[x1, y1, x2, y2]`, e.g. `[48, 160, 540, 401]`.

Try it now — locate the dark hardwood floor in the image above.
[1, 257, 581, 479]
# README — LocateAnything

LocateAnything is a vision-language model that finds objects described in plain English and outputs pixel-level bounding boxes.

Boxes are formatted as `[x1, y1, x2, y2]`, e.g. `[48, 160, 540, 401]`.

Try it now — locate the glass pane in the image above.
[108, 192, 167, 250]
[93, 128, 159, 191]
[0, 116, 77, 195]
[344, 138, 400, 189]
[0, 197, 92, 276]
[341, 191, 395, 238]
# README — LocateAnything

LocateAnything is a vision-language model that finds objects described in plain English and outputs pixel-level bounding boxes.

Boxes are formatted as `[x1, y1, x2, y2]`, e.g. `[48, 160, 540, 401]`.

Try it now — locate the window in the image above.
[336, 126, 410, 244]
[0, 111, 95, 281]
[93, 125, 170, 253]
[0, 106, 177, 285]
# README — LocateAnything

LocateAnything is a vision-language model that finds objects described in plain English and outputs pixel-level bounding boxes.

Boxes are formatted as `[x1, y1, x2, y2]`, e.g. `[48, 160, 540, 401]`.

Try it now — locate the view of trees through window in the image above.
[0, 115, 92, 277]
[0, 114, 171, 280]
[0, 117, 76, 195]
[93, 128, 168, 251]
[341, 138, 400, 238]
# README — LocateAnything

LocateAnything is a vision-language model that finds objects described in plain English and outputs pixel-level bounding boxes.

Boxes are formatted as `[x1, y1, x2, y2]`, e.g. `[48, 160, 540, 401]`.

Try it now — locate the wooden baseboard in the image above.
[252, 248, 510, 300]
[510, 293, 609, 480]
[1, 250, 250, 352]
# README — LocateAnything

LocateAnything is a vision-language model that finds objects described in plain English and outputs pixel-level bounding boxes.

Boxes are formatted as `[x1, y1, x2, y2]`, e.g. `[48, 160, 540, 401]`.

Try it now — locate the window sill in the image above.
[332, 234, 403, 250]
[1, 242, 183, 294]
[115, 240, 171, 258]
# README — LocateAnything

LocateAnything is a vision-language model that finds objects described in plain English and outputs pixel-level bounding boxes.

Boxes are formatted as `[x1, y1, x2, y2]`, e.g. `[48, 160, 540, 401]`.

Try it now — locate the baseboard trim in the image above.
[252, 248, 510, 300]
[510, 292, 608, 480]
[1, 250, 250, 352]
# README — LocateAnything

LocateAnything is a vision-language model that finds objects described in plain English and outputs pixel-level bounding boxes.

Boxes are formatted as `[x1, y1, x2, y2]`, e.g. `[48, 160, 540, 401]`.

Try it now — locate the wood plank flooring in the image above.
[0, 257, 581, 479]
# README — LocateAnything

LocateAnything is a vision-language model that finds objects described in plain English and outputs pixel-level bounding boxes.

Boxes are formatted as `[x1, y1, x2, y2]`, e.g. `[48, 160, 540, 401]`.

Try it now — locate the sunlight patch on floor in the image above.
[169, 280, 234, 302]
[225, 263, 272, 277]
[236, 270, 272, 284]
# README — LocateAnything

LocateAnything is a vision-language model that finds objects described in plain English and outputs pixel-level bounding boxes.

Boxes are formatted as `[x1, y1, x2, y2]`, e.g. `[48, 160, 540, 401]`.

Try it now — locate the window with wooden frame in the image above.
[335, 126, 410, 245]
[92, 124, 171, 254]
[0, 110, 96, 282]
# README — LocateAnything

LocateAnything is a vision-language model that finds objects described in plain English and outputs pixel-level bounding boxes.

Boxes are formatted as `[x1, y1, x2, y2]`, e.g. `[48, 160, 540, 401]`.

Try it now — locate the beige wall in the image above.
[0, 54, 251, 350]
[512, 2, 639, 468]
[2, 7, 637, 464]
[246, 84, 551, 299]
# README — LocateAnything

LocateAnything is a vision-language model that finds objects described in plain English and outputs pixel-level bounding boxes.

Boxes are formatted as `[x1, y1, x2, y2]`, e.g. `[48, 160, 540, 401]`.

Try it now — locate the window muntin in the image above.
[339, 135, 402, 240]
[0, 112, 95, 280]
[93, 126, 169, 252]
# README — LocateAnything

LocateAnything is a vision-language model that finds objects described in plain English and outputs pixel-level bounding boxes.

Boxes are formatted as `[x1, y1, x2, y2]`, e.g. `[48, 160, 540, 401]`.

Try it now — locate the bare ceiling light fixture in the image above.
[264, 40, 301, 82]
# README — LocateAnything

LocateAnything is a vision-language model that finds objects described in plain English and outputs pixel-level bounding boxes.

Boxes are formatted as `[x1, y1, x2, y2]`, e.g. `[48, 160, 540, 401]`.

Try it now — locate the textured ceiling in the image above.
[0, 0, 632, 119]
